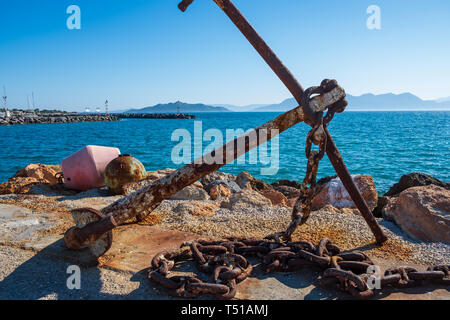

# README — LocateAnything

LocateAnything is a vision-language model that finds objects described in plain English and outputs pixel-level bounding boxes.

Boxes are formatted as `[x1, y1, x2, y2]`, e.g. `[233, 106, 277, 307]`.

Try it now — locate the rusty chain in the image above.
[268, 80, 348, 242]
[149, 237, 449, 300]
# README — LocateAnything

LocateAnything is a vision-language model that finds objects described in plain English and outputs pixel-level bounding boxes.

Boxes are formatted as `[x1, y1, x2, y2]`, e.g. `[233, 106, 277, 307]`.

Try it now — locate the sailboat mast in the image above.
[2, 86, 9, 119]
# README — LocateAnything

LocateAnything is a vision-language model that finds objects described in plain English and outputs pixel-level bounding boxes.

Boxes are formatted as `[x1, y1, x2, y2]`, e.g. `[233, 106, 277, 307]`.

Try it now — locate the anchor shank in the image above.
[324, 127, 388, 243]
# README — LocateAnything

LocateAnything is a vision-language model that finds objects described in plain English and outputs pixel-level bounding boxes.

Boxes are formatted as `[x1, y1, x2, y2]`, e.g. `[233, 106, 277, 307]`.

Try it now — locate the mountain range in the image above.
[119, 93, 450, 113]
[254, 93, 450, 112]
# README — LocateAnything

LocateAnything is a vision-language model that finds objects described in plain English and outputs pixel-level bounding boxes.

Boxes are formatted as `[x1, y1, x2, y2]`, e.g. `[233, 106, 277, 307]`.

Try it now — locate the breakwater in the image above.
[0, 111, 119, 125]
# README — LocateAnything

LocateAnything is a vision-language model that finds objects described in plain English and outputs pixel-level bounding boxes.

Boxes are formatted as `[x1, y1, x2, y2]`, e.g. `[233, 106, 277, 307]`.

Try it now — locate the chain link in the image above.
[268, 79, 348, 242]
[149, 237, 449, 300]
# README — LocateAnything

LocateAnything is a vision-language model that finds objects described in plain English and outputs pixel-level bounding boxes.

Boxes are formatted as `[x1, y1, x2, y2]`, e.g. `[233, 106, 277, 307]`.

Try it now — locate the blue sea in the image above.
[1, 112, 449, 194]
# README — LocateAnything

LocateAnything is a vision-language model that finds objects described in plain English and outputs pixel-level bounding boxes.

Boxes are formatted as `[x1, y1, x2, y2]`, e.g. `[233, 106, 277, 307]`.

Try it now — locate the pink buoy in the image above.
[62, 145, 121, 191]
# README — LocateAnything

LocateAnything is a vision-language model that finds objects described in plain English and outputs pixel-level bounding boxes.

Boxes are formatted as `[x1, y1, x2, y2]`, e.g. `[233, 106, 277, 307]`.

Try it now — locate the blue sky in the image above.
[0, 0, 449, 111]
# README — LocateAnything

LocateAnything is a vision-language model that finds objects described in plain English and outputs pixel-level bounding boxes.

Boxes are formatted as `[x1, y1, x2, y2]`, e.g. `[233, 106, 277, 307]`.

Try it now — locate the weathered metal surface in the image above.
[324, 127, 388, 243]
[178, 0, 194, 12]
[64, 208, 115, 257]
[104, 154, 147, 195]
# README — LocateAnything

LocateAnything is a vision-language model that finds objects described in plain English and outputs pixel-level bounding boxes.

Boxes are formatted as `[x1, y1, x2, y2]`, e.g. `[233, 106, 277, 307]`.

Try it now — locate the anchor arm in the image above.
[64, 88, 346, 257]
[101, 87, 346, 224]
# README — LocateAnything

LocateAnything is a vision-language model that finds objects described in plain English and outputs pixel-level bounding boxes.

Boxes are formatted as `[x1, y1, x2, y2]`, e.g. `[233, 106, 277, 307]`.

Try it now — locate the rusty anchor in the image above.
[64, 0, 387, 258]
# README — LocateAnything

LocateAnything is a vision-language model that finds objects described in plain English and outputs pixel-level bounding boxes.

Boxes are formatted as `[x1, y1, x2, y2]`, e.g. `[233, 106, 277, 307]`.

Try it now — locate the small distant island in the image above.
[124, 101, 231, 113]
[117, 113, 196, 119]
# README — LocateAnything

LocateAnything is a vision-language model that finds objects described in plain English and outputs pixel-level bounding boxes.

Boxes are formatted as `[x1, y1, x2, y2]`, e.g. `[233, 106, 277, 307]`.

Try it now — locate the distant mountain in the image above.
[212, 103, 269, 112]
[125, 101, 231, 113]
[255, 98, 299, 112]
[436, 96, 450, 103]
[255, 93, 450, 112]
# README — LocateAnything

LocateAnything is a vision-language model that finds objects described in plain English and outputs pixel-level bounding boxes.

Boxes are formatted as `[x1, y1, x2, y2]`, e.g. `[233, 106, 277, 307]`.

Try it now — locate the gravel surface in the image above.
[155, 200, 450, 266]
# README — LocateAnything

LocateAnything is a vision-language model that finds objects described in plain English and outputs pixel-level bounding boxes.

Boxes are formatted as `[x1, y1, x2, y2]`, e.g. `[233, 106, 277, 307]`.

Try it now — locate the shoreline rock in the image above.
[311, 175, 378, 212]
[384, 172, 450, 197]
[2, 164, 449, 246]
[209, 184, 232, 200]
[0, 164, 62, 195]
[374, 172, 450, 218]
[383, 185, 450, 242]
[236, 171, 272, 191]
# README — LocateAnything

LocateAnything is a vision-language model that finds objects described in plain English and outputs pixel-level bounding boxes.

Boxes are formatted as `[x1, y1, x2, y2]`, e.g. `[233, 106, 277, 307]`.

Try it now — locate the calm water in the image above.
[1, 112, 448, 194]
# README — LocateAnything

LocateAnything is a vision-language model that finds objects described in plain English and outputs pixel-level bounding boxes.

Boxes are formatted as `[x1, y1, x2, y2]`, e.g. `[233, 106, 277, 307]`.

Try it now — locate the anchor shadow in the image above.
[0, 238, 167, 300]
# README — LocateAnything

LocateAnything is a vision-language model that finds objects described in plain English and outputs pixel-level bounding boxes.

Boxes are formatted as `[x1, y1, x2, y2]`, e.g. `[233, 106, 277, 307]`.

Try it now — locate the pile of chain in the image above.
[271, 79, 348, 242]
[149, 237, 449, 300]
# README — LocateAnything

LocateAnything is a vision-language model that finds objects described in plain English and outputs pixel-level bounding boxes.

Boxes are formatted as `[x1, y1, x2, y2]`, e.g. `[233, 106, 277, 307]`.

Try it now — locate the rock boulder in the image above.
[236, 171, 272, 191]
[383, 185, 450, 242]
[0, 164, 62, 195]
[271, 179, 302, 189]
[259, 189, 289, 207]
[221, 190, 272, 209]
[273, 186, 301, 199]
[384, 172, 449, 197]
[209, 184, 232, 200]
[201, 172, 237, 187]
[311, 175, 378, 212]
[14, 164, 61, 184]
[206, 180, 241, 194]
[171, 185, 210, 201]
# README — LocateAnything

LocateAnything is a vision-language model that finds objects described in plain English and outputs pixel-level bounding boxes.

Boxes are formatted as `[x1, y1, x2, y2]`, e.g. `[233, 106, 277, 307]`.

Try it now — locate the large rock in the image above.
[384, 172, 449, 197]
[236, 171, 272, 191]
[271, 180, 302, 189]
[259, 189, 289, 207]
[0, 164, 62, 195]
[13, 164, 61, 184]
[383, 185, 450, 242]
[201, 172, 237, 187]
[273, 186, 301, 199]
[0, 177, 43, 195]
[146, 168, 177, 181]
[221, 190, 272, 209]
[373, 196, 390, 218]
[171, 185, 210, 201]
[311, 175, 378, 212]
[206, 180, 241, 194]
[209, 184, 232, 200]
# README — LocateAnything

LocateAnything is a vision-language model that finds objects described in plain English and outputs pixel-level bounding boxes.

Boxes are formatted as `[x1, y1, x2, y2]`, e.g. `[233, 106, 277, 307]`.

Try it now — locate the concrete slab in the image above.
[0, 203, 448, 300]
[0, 204, 60, 248]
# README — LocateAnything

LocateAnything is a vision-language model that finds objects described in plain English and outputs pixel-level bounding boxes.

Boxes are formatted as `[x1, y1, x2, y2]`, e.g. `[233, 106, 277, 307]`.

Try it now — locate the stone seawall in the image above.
[0, 113, 120, 125]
